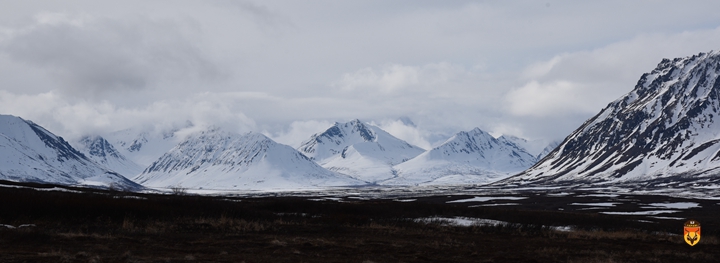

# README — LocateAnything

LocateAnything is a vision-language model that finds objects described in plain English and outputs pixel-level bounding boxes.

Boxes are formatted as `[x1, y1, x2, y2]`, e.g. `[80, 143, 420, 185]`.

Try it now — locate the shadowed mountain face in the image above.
[298, 119, 423, 163]
[105, 123, 192, 168]
[297, 120, 425, 182]
[505, 51, 720, 186]
[75, 135, 143, 178]
[386, 127, 537, 186]
[0, 115, 140, 190]
[135, 128, 362, 190]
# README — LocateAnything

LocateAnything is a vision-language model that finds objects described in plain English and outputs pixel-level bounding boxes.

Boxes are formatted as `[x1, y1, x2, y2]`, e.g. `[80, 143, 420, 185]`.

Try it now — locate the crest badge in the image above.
[684, 220, 701, 246]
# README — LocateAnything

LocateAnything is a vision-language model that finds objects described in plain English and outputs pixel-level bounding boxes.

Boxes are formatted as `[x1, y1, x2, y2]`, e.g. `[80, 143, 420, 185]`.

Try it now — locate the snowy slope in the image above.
[497, 135, 559, 160]
[386, 128, 537, 185]
[0, 115, 140, 189]
[105, 125, 188, 167]
[497, 135, 543, 157]
[504, 51, 720, 187]
[135, 128, 363, 190]
[74, 135, 143, 177]
[298, 119, 425, 182]
[536, 141, 561, 160]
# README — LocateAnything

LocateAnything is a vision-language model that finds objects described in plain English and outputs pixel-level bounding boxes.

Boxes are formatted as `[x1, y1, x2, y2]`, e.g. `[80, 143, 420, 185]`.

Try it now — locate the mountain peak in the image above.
[0, 115, 89, 163]
[0, 114, 139, 189]
[441, 128, 497, 150]
[298, 120, 424, 182]
[388, 127, 537, 186]
[504, 50, 720, 186]
[466, 127, 492, 137]
[106, 124, 188, 167]
[75, 135, 143, 177]
[468, 127, 484, 134]
[79, 135, 120, 159]
[432, 128, 533, 162]
[497, 135, 557, 159]
[397, 116, 416, 127]
[135, 127, 361, 190]
[347, 119, 375, 141]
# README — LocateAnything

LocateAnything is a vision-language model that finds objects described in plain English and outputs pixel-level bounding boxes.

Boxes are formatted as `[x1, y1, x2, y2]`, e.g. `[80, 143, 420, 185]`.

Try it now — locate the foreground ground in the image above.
[0, 181, 718, 262]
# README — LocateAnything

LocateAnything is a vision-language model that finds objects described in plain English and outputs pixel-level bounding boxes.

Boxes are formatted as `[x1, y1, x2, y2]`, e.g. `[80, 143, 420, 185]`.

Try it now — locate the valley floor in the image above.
[0, 181, 718, 263]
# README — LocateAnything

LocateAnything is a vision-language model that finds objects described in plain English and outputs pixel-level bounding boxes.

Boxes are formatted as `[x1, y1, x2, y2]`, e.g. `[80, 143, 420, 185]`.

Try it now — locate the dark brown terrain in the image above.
[0, 180, 718, 263]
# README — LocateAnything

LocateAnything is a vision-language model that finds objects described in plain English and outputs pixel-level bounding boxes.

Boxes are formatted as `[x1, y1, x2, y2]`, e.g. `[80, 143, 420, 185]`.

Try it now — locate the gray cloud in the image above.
[2, 1, 720, 146]
[503, 26, 720, 139]
[0, 13, 220, 98]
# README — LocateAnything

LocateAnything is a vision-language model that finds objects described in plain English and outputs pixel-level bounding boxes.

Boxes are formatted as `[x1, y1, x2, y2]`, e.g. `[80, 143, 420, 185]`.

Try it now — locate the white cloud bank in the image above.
[506, 26, 720, 121]
[0, 90, 256, 141]
[2, 2, 720, 146]
[264, 120, 334, 148]
[0, 12, 221, 99]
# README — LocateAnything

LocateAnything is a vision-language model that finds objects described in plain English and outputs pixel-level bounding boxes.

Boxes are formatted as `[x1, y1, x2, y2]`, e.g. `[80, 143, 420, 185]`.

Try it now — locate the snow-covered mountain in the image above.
[497, 135, 559, 160]
[135, 128, 363, 190]
[386, 128, 537, 185]
[0, 115, 140, 189]
[298, 119, 425, 182]
[504, 51, 720, 187]
[536, 141, 561, 160]
[105, 124, 189, 168]
[74, 135, 143, 177]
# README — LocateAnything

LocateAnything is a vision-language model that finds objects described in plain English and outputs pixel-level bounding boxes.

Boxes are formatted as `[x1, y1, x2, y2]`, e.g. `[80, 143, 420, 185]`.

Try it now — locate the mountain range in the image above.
[0, 115, 140, 190]
[7, 51, 719, 192]
[134, 128, 362, 190]
[0, 115, 547, 190]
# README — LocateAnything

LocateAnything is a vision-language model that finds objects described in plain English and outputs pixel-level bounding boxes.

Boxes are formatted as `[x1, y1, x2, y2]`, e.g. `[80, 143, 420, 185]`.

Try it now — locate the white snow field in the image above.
[386, 128, 537, 186]
[134, 128, 364, 190]
[298, 119, 425, 182]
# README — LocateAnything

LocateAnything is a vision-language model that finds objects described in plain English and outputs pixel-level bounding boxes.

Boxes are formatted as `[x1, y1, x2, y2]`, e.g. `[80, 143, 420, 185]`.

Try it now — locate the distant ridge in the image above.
[0, 114, 140, 190]
[298, 119, 425, 182]
[75, 135, 143, 178]
[135, 128, 363, 190]
[386, 127, 537, 185]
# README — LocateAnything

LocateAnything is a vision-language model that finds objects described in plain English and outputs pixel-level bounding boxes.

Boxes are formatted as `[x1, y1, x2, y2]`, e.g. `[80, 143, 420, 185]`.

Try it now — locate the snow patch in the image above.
[569, 202, 619, 207]
[600, 210, 680, 215]
[644, 202, 700, 209]
[447, 196, 527, 203]
[415, 217, 508, 227]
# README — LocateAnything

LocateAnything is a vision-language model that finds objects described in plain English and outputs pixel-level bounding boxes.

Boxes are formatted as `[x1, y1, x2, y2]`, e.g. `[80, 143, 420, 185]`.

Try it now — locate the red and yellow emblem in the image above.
[684, 220, 701, 246]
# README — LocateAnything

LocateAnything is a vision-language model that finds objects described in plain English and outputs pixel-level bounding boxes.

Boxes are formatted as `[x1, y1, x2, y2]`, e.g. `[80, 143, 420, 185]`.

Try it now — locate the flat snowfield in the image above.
[1, 181, 719, 262]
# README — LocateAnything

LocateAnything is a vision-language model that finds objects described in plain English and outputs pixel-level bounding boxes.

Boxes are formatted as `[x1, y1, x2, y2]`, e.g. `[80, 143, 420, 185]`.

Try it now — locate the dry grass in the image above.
[56, 232, 114, 239]
[1, 183, 719, 262]
[563, 229, 669, 241]
[37, 250, 102, 263]
[121, 215, 135, 231]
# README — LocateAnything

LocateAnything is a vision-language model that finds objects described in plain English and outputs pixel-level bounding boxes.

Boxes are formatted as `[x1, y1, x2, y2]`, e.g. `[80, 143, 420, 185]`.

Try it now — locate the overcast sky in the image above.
[2, 0, 720, 148]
